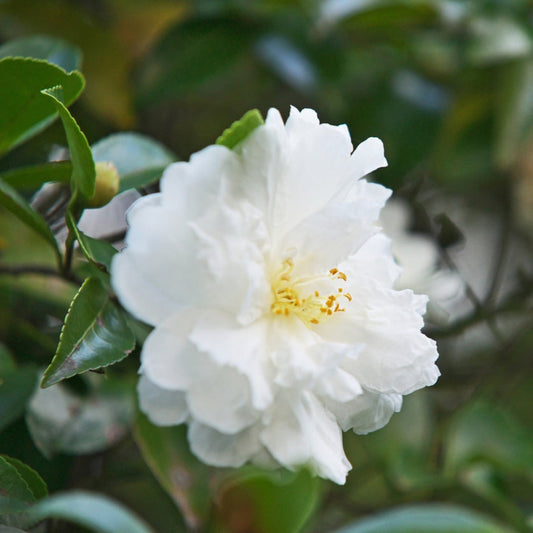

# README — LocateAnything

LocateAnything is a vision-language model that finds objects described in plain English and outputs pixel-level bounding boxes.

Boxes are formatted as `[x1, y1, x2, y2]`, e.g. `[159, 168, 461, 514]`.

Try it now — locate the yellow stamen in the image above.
[271, 259, 351, 328]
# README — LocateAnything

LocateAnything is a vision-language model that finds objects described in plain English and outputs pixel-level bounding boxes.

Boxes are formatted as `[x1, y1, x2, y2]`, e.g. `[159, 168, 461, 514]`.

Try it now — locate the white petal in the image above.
[111, 195, 207, 325]
[138, 375, 188, 426]
[280, 200, 379, 276]
[79, 189, 140, 239]
[160, 145, 238, 215]
[350, 137, 388, 179]
[190, 199, 270, 324]
[189, 311, 274, 410]
[326, 389, 402, 434]
[140, 311, 202, 391]
[273, 109, 359, 233]
[344, 232, 401, 287]
[260, 391, 351, 484]
[188, 421, 261, 467]
[319, 285, 440, 395]
[187, 364, 260, 434]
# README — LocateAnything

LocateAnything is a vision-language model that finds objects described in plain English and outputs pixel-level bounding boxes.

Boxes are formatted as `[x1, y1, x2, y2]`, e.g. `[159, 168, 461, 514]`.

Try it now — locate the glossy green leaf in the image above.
[0, 457, 35, 503]
[41, 86, 95, 199]
[216, 109, 264, 150]
[92, 132, 175, 176]
[444, 401, 533, 474]
[119, 166, 168, 192]
[0, 35, 81, 72]
[133, 410, 211, 531]
[0, 496, 31, 516]
[27, 491, 152, 533]
[66, 212, 117, 270]
[0, 367, 38, 433]
[217, 468, 320, 533]
[0, 457, 47, 501]
[0, 57, 84, 155]
[333, 504, 512, 533]
[41, 278, 135, 388]
[0, 0, 135, 127]
[0, 161, 71, 190]
[0, 178, 62, 264]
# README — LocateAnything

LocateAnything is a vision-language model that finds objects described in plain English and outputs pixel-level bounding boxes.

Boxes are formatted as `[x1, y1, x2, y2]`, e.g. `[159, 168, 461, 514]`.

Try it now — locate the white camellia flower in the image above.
[111, 107, 439, 484]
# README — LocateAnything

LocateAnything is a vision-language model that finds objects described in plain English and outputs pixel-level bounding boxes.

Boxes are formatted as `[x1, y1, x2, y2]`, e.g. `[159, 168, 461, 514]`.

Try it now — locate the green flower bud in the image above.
[87, 162, 119, 208]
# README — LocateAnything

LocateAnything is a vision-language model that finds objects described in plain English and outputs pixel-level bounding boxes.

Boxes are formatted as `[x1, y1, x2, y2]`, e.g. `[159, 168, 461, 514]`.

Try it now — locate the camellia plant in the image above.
[1, 3, 533, 531]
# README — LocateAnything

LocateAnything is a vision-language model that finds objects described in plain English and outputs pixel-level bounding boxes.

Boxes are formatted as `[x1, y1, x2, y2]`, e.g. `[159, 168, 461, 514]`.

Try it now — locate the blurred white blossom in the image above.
[112, 108, 439, 484]
[380, 199, 464, 322]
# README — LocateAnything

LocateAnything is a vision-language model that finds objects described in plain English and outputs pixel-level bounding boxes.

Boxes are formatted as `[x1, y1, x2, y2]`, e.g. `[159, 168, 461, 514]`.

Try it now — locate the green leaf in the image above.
[119, 166, 168, 193]
[217, 468, 320, 533]
[0, 457, 35, 503]
[133, 410, 211, 531]
[0, 57, 84, 155]
[0, 161, 71, 190]
[0, 178, 62, 265]
[92, 133, 175, 176]
[0, 35, 81, 72]
[27, 491, 153, 533]
[0, 367, 38, 433]
[41, 86, 96, 199]
[66, 212, 117, 270]
[0, 457, 47, 501]
[333, 504, 512, 533]
[444, 401, 533, 475]
[41, 278, 135, 388]
[0, 496, 31, 516]
[216, 109, 264, 150]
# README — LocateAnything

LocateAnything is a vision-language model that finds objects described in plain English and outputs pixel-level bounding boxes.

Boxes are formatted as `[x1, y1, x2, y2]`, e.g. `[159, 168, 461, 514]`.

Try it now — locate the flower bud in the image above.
[86, 162, 119, 208]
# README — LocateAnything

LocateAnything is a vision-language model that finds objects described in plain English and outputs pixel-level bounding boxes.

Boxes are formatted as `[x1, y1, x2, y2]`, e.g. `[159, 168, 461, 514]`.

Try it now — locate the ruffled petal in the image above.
[271, 107, 360, 234]
[190, 199, 270, 324]
[317, 283, 439, 395]
[188, 421, 261, 467]
[279, 192, 384, 276]
[138, 375, 189, 426]
[189, 311, 274, 410]
[140, 311, 203, 391]
[187, 363, 260, 434]
[350, 137, 388, 179]
[112, 194, 209, 325]
[326, 389, 402, 434]
[260, 391, 352, 484]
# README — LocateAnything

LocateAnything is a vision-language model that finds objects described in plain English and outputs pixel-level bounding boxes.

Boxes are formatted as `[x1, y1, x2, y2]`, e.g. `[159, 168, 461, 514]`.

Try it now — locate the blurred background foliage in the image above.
[0, 0, 532, 532]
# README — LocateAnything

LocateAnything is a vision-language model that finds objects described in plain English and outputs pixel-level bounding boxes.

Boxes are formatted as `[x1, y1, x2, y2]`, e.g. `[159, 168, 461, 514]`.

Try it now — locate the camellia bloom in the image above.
[111, 108, 439, 484]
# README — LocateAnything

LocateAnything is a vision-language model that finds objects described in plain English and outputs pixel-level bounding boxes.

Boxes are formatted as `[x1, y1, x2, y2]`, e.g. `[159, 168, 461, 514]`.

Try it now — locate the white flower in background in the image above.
[112, 108, 439, 484]
[380, 199, 464, 321]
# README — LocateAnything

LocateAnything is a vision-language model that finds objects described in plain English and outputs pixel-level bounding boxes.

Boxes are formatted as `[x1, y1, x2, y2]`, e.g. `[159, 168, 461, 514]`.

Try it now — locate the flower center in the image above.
[270, 259, 352, 328]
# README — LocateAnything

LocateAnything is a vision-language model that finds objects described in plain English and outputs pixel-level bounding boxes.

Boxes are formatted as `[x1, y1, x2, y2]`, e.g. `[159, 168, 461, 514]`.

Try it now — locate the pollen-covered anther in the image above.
[271, 260, 350, 328]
